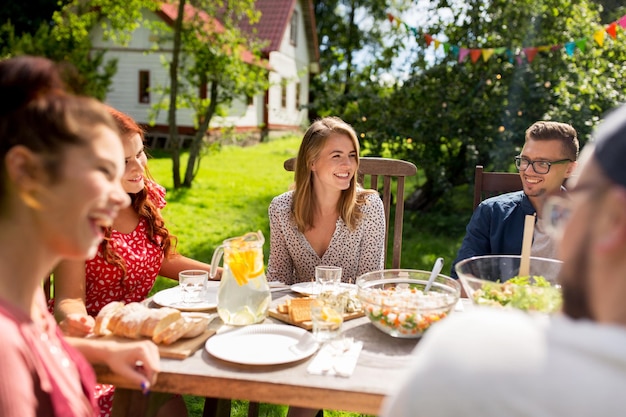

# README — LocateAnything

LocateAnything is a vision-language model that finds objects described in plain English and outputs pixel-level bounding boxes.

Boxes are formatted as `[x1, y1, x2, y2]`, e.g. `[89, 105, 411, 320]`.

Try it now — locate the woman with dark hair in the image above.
[0, 55, 159, 417]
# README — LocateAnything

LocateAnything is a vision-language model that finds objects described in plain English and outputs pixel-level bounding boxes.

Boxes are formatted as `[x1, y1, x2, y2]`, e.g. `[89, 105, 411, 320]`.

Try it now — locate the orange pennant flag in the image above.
[387, 13, 394, 23]
[470, 49, 482, 63]
[607, 22, 617, 39]
[593, 29, 605, 47]
[424, 34, 433, 46]
[481, 48, 495, 62]
[523, 47, 538, 63]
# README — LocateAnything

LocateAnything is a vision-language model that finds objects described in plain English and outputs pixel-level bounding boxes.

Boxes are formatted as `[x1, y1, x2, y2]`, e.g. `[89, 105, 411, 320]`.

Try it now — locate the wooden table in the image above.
[94, 293, 469, 416]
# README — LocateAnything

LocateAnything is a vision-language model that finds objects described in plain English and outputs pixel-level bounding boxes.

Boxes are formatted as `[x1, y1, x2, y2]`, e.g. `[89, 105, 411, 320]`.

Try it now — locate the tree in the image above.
[310, 0, 412, 118]
[0, 0, 131, 98]
[22, 0, 268, 189]
[147, 0, 268, 188]
[351, 0, 626, 210]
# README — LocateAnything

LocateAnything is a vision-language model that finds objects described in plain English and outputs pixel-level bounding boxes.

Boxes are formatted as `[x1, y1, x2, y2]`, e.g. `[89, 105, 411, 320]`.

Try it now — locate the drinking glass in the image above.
[311, 291, 346, 342]
[179, 270, 209, 303]
[315, 265, 342, 291]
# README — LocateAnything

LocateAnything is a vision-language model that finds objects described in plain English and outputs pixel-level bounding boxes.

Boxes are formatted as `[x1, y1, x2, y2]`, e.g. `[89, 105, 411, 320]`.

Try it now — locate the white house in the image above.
[91, 0, 319, 142]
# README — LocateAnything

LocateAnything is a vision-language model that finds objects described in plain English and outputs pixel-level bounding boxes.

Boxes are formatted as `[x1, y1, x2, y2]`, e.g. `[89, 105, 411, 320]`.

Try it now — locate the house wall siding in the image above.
[92, 1, 315, 135]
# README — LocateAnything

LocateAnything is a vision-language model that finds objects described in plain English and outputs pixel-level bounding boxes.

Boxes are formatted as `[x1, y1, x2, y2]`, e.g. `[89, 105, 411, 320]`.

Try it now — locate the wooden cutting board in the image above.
[95, 329, 215, 359]
[268, 309, 364, 331]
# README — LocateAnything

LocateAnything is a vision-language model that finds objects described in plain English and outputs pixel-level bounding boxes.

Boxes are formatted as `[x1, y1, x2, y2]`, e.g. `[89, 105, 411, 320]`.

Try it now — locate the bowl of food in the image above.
[455, 255, 563, 313]
[356, 269, 461, 338]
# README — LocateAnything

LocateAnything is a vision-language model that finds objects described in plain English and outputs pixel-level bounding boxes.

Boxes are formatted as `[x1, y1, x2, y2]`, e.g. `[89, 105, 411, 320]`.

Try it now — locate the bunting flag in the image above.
[387, 12, 626, 65]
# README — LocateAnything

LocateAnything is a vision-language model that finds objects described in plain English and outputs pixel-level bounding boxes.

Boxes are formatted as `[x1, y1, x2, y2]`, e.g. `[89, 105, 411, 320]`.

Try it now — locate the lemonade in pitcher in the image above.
[210, 231, 271, 325]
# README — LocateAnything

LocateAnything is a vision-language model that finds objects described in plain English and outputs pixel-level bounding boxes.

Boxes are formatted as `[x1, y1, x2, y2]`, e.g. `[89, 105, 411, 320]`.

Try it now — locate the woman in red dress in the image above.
[52, 107, 219, 417]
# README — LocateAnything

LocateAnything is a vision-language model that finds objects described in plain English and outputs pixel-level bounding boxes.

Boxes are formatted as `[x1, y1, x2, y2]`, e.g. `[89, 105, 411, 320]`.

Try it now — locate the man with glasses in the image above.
[451, 121, 579, 278]
[381, 106, 626, 416]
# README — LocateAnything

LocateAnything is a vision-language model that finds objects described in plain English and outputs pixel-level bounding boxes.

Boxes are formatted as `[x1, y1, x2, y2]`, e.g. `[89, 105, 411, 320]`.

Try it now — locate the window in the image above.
[281, 83, 287, 108]
[246, 94, 253, 106]
[138, 71, 150, 104]
[295, 83, 300, 110]
[290, 11, 298, 46]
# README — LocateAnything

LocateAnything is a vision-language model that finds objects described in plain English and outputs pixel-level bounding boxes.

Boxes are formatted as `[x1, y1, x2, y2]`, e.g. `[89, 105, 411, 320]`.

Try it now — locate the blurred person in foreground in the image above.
[381, 105, 626, 417]
[451, 121, 579, 278]
[0, 55, 159, 416]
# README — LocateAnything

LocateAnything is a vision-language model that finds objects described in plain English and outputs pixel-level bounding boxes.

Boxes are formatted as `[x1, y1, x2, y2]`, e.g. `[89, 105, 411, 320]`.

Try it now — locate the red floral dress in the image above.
[87, 180, 167, 416]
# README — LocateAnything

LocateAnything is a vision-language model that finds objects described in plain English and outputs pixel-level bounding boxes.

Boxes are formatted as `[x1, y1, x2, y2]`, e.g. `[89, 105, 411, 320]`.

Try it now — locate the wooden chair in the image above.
[473, 165, 523, 210]
[284, 156, 417, 269]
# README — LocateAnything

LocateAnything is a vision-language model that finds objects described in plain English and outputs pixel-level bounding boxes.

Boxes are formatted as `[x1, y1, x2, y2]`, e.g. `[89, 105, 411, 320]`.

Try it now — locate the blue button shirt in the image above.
[451, 191, 536, 278]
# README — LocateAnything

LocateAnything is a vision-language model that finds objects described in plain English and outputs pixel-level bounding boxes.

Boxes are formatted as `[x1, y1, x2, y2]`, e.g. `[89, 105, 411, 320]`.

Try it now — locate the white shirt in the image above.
[381, 308, 626, 417]
[267, 190, 386, 285]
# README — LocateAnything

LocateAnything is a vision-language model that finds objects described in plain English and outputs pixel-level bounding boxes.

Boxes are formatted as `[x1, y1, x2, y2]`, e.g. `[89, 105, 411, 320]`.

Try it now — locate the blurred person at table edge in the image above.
[267, 116, 386, 417]
[0, 55, 159, 416]
[382, 104, 626, 417]
[52, 106, 220, 416]
[450, 121, 579, 278]
[267, 116, 386, 286]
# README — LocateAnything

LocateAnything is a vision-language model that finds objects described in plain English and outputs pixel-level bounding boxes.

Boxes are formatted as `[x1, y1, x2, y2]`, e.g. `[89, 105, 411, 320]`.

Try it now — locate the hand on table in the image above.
[103, 339, 160, 394]
[59, 313, 95, 337]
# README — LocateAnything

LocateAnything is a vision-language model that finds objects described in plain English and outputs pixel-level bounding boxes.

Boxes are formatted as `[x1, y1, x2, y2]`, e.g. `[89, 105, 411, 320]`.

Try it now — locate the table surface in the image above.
[95, 290, 470, 415]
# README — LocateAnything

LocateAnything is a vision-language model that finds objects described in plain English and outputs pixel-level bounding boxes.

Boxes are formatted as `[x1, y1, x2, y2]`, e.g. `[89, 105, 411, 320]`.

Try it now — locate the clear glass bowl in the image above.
[455, 255, 563, 313]
[356, 269, 460, 338]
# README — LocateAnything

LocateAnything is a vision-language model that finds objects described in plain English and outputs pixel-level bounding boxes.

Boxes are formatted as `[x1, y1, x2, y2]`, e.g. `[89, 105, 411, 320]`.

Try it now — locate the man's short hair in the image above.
[525, 121, 580, 161]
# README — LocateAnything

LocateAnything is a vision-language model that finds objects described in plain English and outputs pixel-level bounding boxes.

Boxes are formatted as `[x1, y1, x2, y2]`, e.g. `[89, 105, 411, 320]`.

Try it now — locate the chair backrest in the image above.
[284, 156, 417, 269]
[473, 165, 523, 210]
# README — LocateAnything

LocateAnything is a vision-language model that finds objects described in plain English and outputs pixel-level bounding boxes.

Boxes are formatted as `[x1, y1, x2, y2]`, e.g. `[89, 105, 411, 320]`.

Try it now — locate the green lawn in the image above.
[145, 134, 472, 417]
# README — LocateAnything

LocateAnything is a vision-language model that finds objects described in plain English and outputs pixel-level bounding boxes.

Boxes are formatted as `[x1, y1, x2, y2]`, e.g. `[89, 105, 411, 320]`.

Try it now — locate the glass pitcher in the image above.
[210, 230, 271, 325]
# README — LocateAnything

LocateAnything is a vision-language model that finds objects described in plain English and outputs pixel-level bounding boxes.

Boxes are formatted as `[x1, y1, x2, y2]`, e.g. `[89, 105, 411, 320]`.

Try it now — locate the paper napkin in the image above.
[307, 337, 363, 378]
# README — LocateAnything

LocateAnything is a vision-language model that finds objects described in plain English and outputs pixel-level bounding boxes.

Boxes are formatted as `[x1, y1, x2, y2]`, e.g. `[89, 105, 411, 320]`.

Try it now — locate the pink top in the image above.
[0, 292, 98, 417]
[84, 180, 167, 316]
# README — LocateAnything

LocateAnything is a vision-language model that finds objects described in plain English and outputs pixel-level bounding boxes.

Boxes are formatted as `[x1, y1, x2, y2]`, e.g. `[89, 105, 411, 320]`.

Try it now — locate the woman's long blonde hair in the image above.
[292, 116, 376, 232]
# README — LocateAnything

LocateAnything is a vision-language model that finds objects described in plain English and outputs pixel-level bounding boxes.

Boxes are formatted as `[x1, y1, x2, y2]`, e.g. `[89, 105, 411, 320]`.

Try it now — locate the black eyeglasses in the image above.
[543, 182, 609, 238]
[514, 156, 572, 174]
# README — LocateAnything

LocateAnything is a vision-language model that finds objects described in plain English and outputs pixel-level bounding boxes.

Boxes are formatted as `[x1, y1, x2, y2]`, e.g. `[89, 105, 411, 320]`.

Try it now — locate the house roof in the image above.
[156, 1, 319, 70]
[159, 3, 225, 33]
[157, 3, 257, 66]
[241, 0, 320, 65]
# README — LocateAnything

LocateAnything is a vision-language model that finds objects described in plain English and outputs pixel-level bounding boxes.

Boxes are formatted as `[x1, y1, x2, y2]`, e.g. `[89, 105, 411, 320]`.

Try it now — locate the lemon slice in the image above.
[321, 306, 343, 324]
[231, 306, 257, 325]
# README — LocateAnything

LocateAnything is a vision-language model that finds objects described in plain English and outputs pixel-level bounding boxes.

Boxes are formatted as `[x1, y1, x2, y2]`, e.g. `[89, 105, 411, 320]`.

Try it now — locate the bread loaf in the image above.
[179, 314, 211, 339]
[94, 301, 124, 336]
[152, 318, 188, 345]
[115, 310, 146, 339]
[94, 301, 199, 345]
[140, 307, 181, 337]
[107, 302, 145, 334]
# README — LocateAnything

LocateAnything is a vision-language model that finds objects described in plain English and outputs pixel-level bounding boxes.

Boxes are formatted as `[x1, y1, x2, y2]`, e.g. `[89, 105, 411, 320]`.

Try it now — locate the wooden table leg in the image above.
[110, 388, 180, 417]
[111, 388, 150, 417]
[202, 397, 231, 417]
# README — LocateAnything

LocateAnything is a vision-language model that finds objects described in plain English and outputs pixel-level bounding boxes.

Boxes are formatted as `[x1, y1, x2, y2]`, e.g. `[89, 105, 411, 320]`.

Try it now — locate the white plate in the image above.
[290, 282, 357, 296]
[152, 282, 219, 311]
[205, 324, 319, 365]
